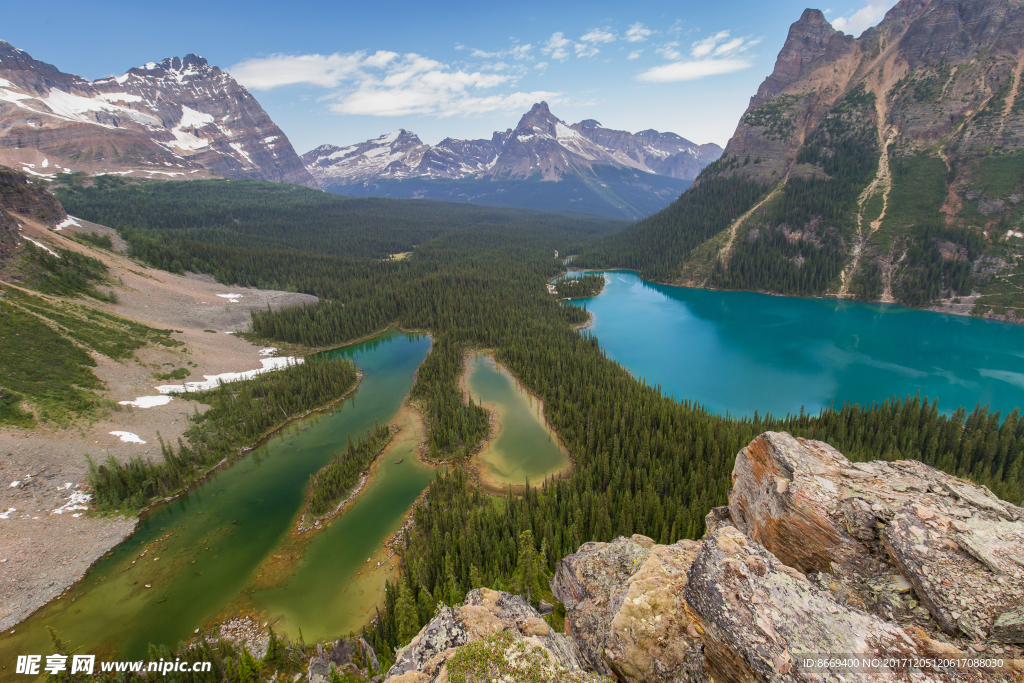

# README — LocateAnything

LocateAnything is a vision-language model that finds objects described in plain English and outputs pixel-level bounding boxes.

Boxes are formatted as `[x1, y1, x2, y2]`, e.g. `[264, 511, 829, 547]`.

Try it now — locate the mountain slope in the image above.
[0, 42, 316, 187]
[302, 103, 718, 219]
[578, 0, 1024, 319]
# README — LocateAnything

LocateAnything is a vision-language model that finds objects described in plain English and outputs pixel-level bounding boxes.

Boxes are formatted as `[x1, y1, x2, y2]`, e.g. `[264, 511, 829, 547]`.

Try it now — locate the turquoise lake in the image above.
[568, 271, 1024, 419]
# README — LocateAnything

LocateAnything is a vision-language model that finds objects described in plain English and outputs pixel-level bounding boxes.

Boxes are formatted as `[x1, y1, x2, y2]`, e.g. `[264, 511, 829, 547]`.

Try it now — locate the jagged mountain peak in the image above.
[797, 7, 829, 25]
[511, 101, 564, 138]
[123, 54, 218, 83]
[0, 41, 316, 186]
[526, 101, 553, 116]
[747, 7, 852, 110]
[380, 129, 423, 145]
[303, 101, 723, 215]
[0, 40, 84, 86]
[299, 128, 431, 183]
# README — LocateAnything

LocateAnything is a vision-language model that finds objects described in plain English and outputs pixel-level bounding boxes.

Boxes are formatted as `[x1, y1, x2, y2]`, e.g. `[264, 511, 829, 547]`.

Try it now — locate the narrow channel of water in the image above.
[0, 329, 431, 672]
[568, 271, 1024, 418]
[464, 354, 570, 489]
[249, 406, 432, 643]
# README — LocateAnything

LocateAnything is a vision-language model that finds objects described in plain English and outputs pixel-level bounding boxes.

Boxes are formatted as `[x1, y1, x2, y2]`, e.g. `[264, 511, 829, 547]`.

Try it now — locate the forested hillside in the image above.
[63, 178, 1024, 669]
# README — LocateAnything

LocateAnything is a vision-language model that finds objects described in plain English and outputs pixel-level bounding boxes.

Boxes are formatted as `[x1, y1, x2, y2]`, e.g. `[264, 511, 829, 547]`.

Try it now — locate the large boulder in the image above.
[685, 525, 929, 682]
[551, 535, 707, 682]
[384, 588, 583, 683]
[729, 432, 1024, 644]
[728, 432, 891, 578]
[882, 496, 1024, 639]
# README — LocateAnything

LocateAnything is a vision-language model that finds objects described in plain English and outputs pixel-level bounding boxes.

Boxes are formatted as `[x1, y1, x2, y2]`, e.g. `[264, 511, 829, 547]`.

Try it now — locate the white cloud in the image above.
[541, 32, 572, 61]
[573, 27, 616, 58]
[690, 31, 731, 59]
[627, 50, 643, 60]
[830, 1, 898, 37]
[580, 29, 616, 45]
[625, 22, 653, 43]
[656, 42, 682, 61]
[637, 30, 758, 83]
[510, 43, 534, 60]
[232, 51, 558, 118]
[230, 52, 389, 90]
[535, 62, 548, 71]
[638, 58, 753, 82]
[469, 42, 534, 62]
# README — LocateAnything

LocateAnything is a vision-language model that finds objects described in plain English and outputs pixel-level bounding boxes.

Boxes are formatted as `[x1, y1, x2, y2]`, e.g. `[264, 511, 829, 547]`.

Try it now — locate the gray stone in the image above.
[992, 606, 1024, 644]
[978, 197, 1007, 215]
[385, 588, 582, 682]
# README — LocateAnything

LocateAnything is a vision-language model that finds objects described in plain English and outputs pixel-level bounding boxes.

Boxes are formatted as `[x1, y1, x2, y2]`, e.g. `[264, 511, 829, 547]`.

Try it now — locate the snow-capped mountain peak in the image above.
[0, 40, 316, 186]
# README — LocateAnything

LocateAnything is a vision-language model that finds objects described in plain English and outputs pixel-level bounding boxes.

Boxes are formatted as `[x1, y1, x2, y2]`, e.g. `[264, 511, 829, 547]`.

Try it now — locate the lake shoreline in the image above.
[219, 403, 431, 640]
[563, 267, 1024, 326]
[459, 350, 573, 495]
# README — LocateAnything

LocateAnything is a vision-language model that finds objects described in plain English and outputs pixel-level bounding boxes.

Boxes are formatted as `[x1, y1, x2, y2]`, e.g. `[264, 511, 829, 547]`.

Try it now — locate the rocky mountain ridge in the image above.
[385, 431, 1023, 682]
[0, 41, 316, 187]
[303, 102, 721, 188]
[581, 0, 1024, 319]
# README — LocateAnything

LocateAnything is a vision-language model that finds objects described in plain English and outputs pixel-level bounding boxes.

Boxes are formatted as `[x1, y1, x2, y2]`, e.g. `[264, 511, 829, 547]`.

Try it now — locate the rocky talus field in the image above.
[369, 431, 1023, 682]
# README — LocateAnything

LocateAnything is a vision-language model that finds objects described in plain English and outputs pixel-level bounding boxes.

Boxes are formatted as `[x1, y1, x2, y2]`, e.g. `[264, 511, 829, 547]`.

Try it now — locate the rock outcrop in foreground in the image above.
[388, 432, 1024, 682]
[385, 588, 598, 683]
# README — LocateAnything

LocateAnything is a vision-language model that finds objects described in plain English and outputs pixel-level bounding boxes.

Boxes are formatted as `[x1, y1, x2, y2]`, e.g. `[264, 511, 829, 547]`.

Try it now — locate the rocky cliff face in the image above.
[0, 165, 66, 268]
[302, 102, 722, 190]
[0, 41, 316, 187]
[388, 432, 1023, 682]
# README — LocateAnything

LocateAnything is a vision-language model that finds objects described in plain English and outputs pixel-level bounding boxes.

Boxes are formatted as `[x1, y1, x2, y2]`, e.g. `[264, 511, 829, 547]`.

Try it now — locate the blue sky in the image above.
[5, 0, 896, 152]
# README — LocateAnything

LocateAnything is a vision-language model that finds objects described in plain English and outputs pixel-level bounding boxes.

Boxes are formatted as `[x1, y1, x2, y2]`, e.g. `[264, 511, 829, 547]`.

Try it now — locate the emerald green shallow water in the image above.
[0, 329, 431, 673]
[569, 271, 1024, 418]
[465, 354, 570, 487]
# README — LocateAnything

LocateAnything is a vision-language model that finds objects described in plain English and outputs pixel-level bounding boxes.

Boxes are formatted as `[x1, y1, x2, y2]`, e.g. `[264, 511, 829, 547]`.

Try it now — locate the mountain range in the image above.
[0, 40, 721, 219]
[302, 102, 722, 219]
[578, 0, 1024, 319]
[0, 41, 316, 187]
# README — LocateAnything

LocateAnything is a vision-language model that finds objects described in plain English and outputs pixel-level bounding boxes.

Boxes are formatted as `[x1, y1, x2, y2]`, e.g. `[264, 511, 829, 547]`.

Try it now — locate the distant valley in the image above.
[302, 102, 722, 219]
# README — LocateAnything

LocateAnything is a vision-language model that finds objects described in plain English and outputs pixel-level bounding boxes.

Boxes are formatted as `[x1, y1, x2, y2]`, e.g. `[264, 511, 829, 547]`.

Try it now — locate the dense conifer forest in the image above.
[570, 167, 768, 282]
[62, 179, 1024, 667]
